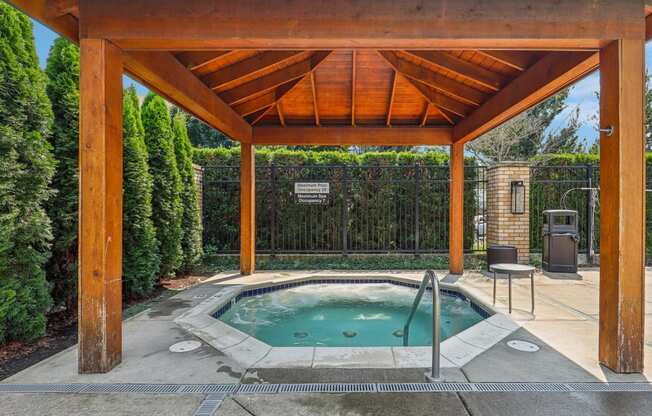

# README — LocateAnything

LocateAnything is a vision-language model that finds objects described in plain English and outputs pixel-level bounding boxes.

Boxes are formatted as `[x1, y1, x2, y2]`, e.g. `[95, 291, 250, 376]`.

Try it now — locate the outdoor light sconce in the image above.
[511, 181, 525, 214]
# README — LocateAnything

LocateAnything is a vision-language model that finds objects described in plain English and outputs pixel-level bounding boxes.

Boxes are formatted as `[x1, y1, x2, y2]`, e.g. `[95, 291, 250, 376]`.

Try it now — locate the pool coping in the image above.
[174, 274, 520, 369]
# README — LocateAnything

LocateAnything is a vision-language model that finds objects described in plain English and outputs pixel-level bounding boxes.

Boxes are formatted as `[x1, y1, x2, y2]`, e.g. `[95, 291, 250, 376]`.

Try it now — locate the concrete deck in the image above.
[2, 268, 652, 414]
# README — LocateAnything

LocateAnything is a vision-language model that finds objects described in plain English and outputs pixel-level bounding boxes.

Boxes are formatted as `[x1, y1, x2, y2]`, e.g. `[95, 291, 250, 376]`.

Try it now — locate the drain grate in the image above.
[3, 382, 652, 395]
[179, 384, 237, 394]
[237, 383, 279, 394]
[279, 383, 376, 394]
[567, 383, 652, 392]
[0, 384, 84, 393]
[377, 383, 475, 393]
[473, 383, 570, 392]
[192, 394, 225, 416]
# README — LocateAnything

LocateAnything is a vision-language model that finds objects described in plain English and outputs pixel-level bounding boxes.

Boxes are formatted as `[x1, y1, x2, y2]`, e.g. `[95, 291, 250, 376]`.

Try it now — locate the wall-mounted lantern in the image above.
[511, 180, 525, 214]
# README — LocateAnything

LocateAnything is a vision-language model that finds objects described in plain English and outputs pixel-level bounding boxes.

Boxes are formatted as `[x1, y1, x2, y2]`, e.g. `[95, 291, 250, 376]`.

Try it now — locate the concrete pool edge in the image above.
[174, 274, 520, 369]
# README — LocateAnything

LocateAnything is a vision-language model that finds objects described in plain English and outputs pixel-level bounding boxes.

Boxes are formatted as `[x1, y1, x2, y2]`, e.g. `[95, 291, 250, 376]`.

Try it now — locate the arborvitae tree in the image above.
[142, 93, 182, 276]
[0, 4, 55, 343]
[186, 115, 234, 148]
[172, 111, 203, 272]
[123, 87, 160, 296]
[44, 37, 79, 311]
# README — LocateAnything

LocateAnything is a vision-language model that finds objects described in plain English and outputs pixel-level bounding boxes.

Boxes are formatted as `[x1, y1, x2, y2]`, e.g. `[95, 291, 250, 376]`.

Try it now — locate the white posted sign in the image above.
[294, 182, 330, 204]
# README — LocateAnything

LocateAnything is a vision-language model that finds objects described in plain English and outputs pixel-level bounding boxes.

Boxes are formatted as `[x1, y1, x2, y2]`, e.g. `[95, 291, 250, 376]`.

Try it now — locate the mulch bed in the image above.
[0, 274, 205, 381]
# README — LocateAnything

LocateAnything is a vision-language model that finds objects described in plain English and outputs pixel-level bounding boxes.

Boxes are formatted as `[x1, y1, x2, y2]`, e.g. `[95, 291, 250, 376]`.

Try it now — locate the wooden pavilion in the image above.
[8, 0, 652, 375]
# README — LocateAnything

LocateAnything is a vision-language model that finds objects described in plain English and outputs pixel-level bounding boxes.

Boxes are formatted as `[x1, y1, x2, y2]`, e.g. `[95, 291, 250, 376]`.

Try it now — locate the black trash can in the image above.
[487, 245, 518, 271]
[542, 210, 579, 273]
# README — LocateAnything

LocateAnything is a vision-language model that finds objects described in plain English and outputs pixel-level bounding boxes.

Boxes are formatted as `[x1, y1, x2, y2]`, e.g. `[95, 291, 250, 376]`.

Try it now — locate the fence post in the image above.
[270, 164, 277, 257]
[342, 165, 349, 256]
[414, 164, 420, 257]
[586, 164, 595, 263]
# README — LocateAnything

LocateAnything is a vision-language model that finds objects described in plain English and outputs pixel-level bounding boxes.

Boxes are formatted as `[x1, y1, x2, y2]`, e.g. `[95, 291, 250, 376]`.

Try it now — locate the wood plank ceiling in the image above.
[174, 49, 545, 129]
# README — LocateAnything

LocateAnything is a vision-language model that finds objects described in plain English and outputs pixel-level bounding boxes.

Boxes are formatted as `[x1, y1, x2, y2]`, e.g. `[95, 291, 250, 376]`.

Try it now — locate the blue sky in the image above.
[31, 19, 652, 147]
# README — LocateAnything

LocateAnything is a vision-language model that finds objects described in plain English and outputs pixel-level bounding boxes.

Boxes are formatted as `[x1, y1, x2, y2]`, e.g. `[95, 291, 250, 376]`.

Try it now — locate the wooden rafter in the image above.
[249, 51, 333, 126]
[438, 108, 455, 125]
[45, 0, 78, 17]
[454, 51, 598, 144]
[174, 51, 233, 74]
[405, 51, 507, 91]
[407, 78, 471, 118]
[220, 55, 323, 105]
[234, 78, 302, 116]
[386, 71, 398, 126]
[310, 72, 320, 126]
[378, 51, 485, 106]
[475, 50, 534, 71]
[202, 51, 304, 90]
[276, 102, 286, 127]
[351, 50, 357, 126]
[253, 126, 452, 146]
[420, 103, 431, 127]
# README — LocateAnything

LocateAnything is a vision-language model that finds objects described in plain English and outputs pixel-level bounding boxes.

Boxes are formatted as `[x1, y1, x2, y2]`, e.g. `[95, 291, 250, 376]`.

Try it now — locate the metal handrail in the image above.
[402, 270, 441, 382]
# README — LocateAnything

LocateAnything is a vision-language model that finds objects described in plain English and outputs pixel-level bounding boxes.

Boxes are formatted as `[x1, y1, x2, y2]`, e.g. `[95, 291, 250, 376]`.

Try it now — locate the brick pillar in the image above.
[486, 162, 530, 265]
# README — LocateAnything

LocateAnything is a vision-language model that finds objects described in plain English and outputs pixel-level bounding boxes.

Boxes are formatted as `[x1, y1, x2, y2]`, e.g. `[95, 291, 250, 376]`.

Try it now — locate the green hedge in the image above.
[530, 153, 652, 257]
[193, 148, 481, 254]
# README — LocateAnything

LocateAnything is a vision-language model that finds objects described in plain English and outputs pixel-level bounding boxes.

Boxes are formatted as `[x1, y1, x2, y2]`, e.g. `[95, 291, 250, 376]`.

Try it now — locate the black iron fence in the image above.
[202, 164, 486, 255]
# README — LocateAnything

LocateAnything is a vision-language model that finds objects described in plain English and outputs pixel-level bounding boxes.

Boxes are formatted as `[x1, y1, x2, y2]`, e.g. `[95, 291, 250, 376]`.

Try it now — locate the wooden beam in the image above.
[438, 108, 455, 125]
[252, 127, 453, 146]
[276, 102, 286, 127]
[234, 78, 304, 117]
[202, 51, 304, 90]
[407, 78, 472, 117]
[310, 72, 321, 126]
[351, 50, 357, 126]
[124, 51, 252, 142]
[475, 50, 534, 71]
[220, 51, 329, 105]
[78, 38, 123, 374]
[78, 1, 644, 50]
[379, 51, 485, 106]
[453, 51, 599, 144]
[6, 0, 252, 143]
[420, 103, 431, 127]
[598, 39, 645, 374]
[449, 142, 464, 275]
[240, 143, 256, 275]
[405, 51, 507, 91]
[174, 51, 231, 73]
[647, 13, 652, 40]
[386, 71, 398, 126]
[220, 57, 315, 105]
[45, 0, 78, 18]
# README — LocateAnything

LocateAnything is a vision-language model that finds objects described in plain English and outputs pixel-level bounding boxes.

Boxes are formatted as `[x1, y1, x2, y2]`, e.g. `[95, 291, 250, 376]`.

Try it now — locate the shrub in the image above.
[122, 87, 160, 296]
[0, 4, 55, 343]
[142, 93, 182, 276]
[172, 111, 203, 273]
[44, 37, 79, 311]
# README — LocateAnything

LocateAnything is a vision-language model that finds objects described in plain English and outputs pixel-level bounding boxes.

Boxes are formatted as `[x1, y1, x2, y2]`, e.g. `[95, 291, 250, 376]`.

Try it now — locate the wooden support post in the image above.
[599, 39, 646, 374]
[449, 142, 464, 275]
[78, 39, 123, 373]
[240, 143, 256, 275]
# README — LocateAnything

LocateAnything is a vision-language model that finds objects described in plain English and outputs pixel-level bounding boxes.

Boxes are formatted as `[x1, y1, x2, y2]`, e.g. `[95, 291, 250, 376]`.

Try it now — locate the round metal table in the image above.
[489, 263, 535, 314]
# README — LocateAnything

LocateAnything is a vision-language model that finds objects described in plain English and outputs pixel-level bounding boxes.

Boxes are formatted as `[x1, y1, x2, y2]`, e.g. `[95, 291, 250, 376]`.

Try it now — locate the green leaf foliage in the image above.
[194, 147, 478, 253]
[44, 37, 79, 311]
[0, 4, 55, 343]
[185, 114, 235, 148]
[172, 111, 203, 273]
[123, 87, 160, 296]
[142, 93, 183, 276]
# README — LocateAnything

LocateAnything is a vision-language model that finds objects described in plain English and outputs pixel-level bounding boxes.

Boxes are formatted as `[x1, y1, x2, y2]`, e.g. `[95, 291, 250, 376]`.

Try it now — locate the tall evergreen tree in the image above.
[44, 37, 79, 311]
[142, 93, 182, 276]
[172, 111, 203, 272]
[0, 4, 55, 343]
[185, 115, 234, 148]
[123, 87, 160, 296]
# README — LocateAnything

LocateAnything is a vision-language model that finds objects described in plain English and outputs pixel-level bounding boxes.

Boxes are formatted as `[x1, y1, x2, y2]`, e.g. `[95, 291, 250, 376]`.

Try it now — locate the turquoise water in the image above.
[217, 283, 486, 347]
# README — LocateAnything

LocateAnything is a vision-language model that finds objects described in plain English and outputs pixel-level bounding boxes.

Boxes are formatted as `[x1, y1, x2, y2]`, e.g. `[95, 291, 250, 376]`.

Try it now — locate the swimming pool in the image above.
[215, 281, 489, 347]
